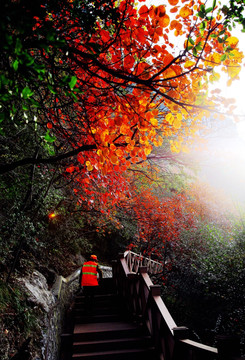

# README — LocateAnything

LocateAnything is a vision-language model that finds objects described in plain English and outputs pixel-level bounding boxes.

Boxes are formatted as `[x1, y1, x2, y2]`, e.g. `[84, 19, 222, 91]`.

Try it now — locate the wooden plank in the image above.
[154, 295, 177, 334]
[181, 339, 218, 354]
[74, 321, 138, 334]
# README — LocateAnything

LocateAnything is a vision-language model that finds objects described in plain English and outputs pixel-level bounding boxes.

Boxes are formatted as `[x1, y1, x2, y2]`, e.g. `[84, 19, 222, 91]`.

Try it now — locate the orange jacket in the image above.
[81, 261, 99, 286]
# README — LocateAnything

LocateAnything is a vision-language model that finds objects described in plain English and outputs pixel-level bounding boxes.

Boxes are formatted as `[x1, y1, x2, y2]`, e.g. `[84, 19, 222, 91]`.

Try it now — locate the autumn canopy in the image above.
[0, 0, 243, 214]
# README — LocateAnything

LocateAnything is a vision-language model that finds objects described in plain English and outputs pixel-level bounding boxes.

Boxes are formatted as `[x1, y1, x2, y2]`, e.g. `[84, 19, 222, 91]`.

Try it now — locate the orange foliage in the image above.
[179, 6, 193, 18]
[126, 189, 197, 260]
[31, 0, 244, 210]
[168, 0, 179, 5]
[139, 4, 149, 18]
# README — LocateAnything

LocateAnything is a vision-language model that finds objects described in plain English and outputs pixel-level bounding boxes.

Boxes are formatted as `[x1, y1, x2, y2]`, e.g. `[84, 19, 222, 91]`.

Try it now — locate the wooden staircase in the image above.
[60, 252, 245, 360]
[67, 278, 157, 360]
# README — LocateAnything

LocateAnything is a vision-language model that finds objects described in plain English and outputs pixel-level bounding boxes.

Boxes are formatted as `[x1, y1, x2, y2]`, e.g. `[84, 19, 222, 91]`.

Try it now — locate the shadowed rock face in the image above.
[18, 270, 55, 312]
[16, 268, 88, 360]
[13, 266, 113, 360]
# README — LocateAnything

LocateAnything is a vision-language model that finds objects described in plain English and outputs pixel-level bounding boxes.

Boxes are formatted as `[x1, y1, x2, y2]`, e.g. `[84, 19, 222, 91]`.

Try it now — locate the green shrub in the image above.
[161, 221, 245, 353]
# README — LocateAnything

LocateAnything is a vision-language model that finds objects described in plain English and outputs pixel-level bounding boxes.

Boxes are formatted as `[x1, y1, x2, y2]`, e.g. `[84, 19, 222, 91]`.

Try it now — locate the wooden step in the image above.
[75, 294, 118, 303]
[75, 313, 123, 324]
[73, 335, 153, 353]
[67, 281, 158, 360]
[74, 305, 122, 315]
[96, 279, 115, 294]
[72, 347, 156, 360]
[73, 322, 143, 342]
[74, 301, 120, 312]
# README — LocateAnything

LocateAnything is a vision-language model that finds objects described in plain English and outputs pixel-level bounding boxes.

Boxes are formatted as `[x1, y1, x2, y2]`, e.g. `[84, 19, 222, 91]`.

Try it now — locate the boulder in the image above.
[18, 270, 55, 312]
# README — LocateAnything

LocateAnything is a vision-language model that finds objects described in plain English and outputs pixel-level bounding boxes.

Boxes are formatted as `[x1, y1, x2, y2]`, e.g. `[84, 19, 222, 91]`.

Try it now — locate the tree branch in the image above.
[0, 144, 97, 175]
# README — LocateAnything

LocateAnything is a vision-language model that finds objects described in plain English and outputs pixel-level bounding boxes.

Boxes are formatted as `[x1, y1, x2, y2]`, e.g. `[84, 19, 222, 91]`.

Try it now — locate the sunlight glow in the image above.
[237, 121, 245, 142]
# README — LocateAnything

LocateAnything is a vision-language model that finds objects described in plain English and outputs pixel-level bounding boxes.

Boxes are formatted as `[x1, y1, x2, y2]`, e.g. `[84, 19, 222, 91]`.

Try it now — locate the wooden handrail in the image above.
[124, 250, 163, 274]
[52, 268, 81, 298]
[113, 252, 244, 360]
[52, 265, 113, 298]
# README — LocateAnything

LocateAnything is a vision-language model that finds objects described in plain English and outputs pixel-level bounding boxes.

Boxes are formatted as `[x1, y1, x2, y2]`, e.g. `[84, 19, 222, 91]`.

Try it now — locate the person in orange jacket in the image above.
[80, 254, 102, 312]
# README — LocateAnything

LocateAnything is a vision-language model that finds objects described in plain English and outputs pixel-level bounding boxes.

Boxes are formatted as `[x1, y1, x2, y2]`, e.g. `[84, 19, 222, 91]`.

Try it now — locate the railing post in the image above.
[138, 266, 147, 274]
[111, 260, 117, 286]
[127, 272, 138, 319]
[216, 335, 241, 359]
[173, 326, 189, 340]
[172, 327, 190, 360]
[149, 285, 162, 350]
[150, 285, 161, 296]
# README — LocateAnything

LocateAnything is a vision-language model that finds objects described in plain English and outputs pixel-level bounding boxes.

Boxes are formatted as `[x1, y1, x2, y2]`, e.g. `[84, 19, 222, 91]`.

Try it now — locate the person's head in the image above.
[90, 254, 98, 262]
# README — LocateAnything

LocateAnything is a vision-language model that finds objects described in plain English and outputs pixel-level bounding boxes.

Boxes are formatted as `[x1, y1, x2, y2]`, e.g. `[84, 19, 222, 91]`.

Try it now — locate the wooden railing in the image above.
[124, 250, 163, 274]
[112, 252, 244, 360]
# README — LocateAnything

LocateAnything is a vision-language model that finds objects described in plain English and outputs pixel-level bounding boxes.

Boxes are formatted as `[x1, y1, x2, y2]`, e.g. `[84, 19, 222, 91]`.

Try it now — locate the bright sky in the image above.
[143, 0, 245, 205]
[198, 25, 245, 206]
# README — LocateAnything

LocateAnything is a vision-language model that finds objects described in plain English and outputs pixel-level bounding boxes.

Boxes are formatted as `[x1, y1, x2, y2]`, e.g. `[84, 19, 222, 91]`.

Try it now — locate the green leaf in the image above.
[70, 92, 78, 102]
[197, 11, 205, 18]
[47, 146, 55, 156]
[44, 142, 56, 155]
[11, 104, 17, 114]
[28, 98, 41, 108]
[13, 60, 19, 71]
[0, 112, 5, 122]
[206, 7, 213, 14]
[200, 21, 207, 30]
[219, 29, 226, 36]
[26, 57, 35, 67]
[22, 87, 34, 99]
[196, 43, 203, 51]
[73, 88, 83, 94]
[220, 54, 227, 61]
[200, 4, 206, 12]
[47, 84, 57, 94]
[192, 48, 197, 56]
[62, 75, 70, 83]
[44, 130, 56, 143]
[5, 34, 13, 46]
[0, 74, 10, 86]
[212, 0, 216, 9]
[226, 45, 233, 51]
[22, 104, 28, 111]
[69, 76, 77, 89]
